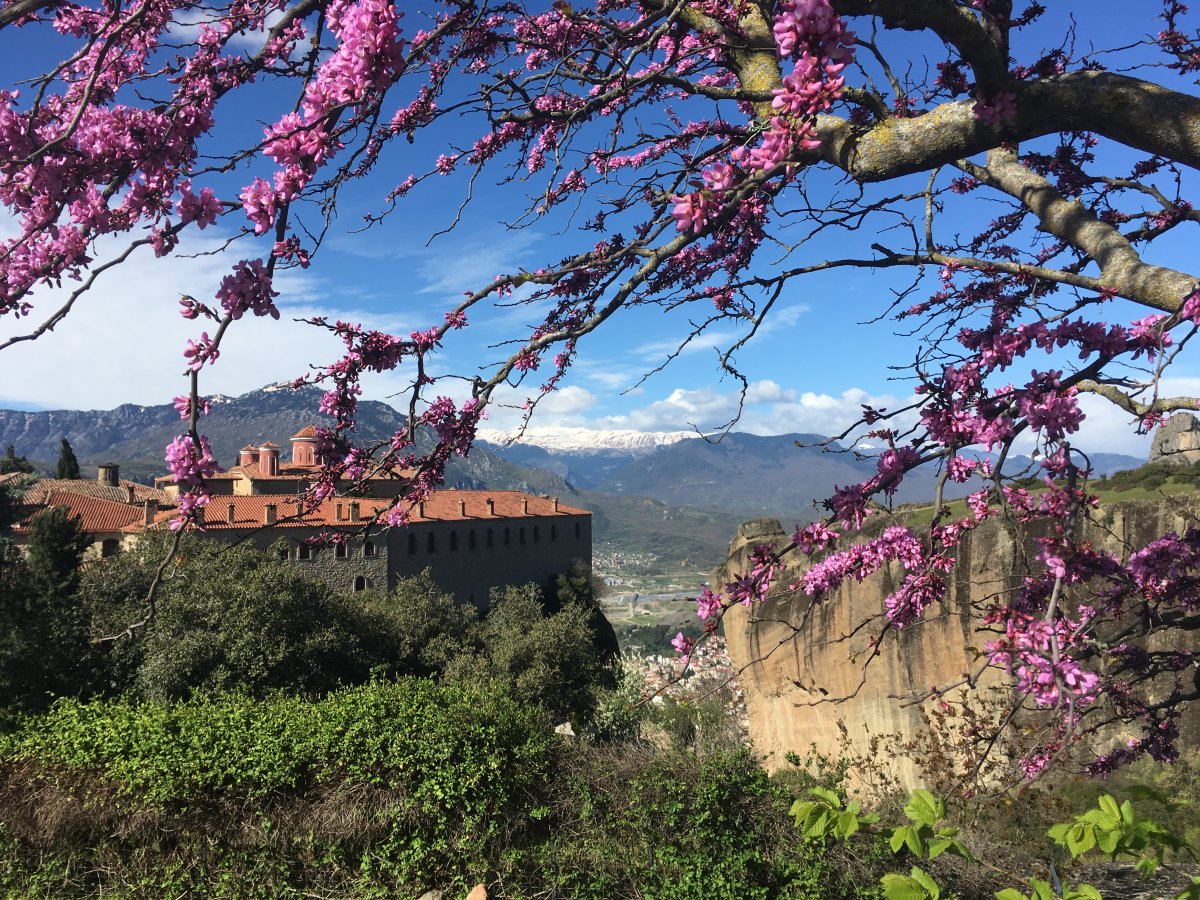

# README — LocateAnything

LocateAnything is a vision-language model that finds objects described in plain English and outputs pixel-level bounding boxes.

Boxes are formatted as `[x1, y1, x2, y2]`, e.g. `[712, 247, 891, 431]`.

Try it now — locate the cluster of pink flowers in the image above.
[985, 615, 1100, 709]
[670, 0, 854, 235]
[215, 259, 279, 320]
[172, 394, 211, 420]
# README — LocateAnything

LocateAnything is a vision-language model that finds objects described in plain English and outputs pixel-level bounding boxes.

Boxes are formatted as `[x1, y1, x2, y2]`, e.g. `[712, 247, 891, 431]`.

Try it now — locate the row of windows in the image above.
[278, 520, 584, 561]
[406, 520, 582, 555]
[282, 540, 377, 561]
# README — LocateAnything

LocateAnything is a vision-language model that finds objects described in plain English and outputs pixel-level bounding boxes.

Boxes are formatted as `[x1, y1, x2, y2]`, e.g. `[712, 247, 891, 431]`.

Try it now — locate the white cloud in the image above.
[169, 7, 287, 52]
[581, 381, 909, 438]
[0, 231, 420, 411]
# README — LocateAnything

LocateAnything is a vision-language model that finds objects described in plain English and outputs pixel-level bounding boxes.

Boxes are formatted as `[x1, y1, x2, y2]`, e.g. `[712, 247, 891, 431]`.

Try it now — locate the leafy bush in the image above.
[0, 505, 97, 712]
[0, 683, 891, 899]
[79, 540, 612, 724]
[447, 582, 616, 724]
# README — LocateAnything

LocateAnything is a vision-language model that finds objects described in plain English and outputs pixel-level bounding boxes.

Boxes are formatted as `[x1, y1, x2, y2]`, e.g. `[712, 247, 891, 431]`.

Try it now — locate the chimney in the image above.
[522, 498, 529, 515]
[486, 498, 494, 516]
[226, 503, 236, 525]
[459, 499, 466, 516]
[125, 484, 136, 503]
[264, 503, 277, 525]
[142, 499, 158, 526]
[552, 497, 559, 512]
[348, 501, 360, 522]
[417, 501, 425, 518]
[97, 463, 119, 487]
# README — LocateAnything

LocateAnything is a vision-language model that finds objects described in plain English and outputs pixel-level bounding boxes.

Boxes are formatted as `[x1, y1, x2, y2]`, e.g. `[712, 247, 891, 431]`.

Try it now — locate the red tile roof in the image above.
[10, 477, 173, 507]
[137, 490, 589, 531]
[291, 425, 318, 439]
[18, 491, 143, 534]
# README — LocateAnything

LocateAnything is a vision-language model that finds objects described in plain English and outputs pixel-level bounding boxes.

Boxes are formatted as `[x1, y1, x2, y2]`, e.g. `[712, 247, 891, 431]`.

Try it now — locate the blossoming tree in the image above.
[2, 0, 1200, 775]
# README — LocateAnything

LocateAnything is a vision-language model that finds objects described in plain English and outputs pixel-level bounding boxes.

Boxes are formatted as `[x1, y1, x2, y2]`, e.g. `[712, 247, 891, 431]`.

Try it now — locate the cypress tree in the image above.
[56, 438, 81, 479]
[0, 445, 33, 475]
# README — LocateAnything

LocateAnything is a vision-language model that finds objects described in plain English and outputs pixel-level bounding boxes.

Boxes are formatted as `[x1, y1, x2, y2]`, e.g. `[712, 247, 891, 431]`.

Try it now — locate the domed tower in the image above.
[257, 441, 281, 476]
[290, 425, 318, 467]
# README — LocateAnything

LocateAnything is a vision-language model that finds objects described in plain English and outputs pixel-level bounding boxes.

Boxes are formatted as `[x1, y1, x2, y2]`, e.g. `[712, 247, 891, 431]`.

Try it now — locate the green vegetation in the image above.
[56, 438, 81, 480]
[0, 681, 893, 899]
[0, 444, 34, 475]
[3, 520, 1199, 897]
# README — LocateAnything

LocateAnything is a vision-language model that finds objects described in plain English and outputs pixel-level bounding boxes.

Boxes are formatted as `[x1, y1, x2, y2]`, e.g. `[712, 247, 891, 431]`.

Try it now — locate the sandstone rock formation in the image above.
[1150, 412, 1200, 467]
[717, 501, 1200, 790]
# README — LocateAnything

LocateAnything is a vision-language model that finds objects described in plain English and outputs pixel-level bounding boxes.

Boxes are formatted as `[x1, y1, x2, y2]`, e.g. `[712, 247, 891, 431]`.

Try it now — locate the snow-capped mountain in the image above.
[476, 427, 702, 456]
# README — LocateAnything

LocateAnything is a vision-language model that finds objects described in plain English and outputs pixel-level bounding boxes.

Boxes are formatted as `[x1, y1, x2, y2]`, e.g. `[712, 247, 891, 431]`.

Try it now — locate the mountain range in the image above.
[1, 387, 1148, 574]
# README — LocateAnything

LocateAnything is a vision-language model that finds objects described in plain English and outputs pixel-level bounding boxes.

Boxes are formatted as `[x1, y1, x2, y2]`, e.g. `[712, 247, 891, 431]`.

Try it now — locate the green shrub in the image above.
[0, 683, 893, 899]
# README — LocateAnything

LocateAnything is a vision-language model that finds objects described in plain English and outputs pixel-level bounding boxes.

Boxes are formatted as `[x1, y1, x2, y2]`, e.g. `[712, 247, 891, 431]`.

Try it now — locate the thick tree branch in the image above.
[812, 72, 1200, 181]
[959, 148, 1197, 313]
[1075, 381, 1200, 416]
[836, 0, 1009, 86]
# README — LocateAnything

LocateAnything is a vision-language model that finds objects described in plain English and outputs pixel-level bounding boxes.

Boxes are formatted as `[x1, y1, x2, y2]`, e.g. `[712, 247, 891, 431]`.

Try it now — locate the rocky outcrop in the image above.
[1150, 413, 1200, 466]
[717, 501, 1200, 788]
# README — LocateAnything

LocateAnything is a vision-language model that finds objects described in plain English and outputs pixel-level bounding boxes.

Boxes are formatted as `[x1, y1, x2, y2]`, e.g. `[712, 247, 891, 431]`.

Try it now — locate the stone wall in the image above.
[717, 500, 1200, 788]
[389, 514, 592, 608]
[205, 514, 592, 607]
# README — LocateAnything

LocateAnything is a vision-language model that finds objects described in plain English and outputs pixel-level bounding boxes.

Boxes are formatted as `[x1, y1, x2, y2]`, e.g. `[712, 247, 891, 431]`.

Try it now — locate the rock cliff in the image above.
[1150, 413, 1200, 466]
[717, 500, 1200, 788]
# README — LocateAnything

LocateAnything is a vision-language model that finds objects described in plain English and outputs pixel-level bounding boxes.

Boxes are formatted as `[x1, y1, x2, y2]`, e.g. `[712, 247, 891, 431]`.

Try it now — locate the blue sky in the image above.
[0, 1, 1197, 459]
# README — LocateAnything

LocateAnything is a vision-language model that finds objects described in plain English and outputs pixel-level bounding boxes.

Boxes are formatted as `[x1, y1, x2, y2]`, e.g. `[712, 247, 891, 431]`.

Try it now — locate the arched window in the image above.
[336, 542, 347, 559]
[504, 527, 511, 546]
[519, 526, 526, 545]
[551, 524, 557, 541]
[278, 545, 290, 560]
[298, 544, 311, 560]
[353, 576, 366, 592]
[575, 521, 581, 539]
[450, 531, 458, 551]
[364, 540, 376, 557]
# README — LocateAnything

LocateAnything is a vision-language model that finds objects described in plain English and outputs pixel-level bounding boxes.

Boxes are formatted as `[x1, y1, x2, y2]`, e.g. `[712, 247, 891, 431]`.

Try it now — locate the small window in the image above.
[519, 526, 526, 545]
[101, 538, 119, 557]
[353, 576, 367, 592]
[298, 544, 311, 560]
[469, 529, 476, 550]
[450, 531, 458, 552]
[487, 528, 494, 548]
[550, 524, 557, 541]
[533, 525, 540, 543]
[408, 533, 417, 554]
[427, 532, 436, 553]
[575, 521, 581, 539]
[278, 545, 290, 560]
[504, 527, 511, 546]
[364, 540, 376, 558]
[336, 543, 347, 559]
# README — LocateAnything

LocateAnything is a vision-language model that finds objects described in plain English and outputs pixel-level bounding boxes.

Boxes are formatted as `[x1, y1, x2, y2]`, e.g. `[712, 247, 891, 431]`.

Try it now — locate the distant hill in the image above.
[1, 390, 1145, 576]
[0, 387, 738, 573]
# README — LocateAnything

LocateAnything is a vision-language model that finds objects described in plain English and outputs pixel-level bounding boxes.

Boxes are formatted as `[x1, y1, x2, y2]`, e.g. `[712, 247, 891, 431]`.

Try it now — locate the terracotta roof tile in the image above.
[15, 477, 173, 507]
[291, 425, 318, 439]
[19, 491, 143, 534]
[137, 490, 589, 531]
